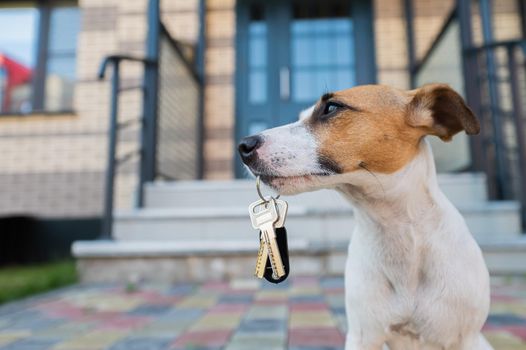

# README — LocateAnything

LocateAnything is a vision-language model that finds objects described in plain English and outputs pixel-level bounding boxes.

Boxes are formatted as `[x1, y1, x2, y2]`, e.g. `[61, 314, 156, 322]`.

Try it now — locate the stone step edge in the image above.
[146, 173, 487, 191]
[115, 201, 520, 220]
[73, 238, 526, 258]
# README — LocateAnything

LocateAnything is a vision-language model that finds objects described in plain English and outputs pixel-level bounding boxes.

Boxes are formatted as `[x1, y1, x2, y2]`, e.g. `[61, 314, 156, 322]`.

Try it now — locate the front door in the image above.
[235, 0, 376, 176]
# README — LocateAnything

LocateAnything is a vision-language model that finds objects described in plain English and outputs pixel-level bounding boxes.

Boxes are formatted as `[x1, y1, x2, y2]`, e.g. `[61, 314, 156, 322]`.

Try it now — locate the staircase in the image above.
[74, 173, 526, 283]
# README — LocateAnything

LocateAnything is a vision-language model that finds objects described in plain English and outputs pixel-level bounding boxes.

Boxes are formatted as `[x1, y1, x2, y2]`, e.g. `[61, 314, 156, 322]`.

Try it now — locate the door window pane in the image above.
[248, 4, 267, 105]
[290, 1, 355, 102]
[0, 7, 37, 113]
[45, 6, 80, 112]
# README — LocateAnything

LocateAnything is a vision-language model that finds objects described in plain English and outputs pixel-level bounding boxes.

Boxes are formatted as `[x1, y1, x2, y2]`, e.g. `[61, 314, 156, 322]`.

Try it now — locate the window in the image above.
[0, 1, 80, 114]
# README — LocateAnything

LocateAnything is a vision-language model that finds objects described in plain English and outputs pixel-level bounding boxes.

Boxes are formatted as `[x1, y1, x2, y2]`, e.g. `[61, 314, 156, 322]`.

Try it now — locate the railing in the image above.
[465, 40, 526, 223]
[97, 0, 203, 238]
[410, 1, 526, 226]
[97, 55, 155, 239]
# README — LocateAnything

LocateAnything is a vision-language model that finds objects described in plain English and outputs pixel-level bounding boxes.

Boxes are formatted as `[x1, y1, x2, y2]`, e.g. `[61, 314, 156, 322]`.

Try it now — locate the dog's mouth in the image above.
[254, 173, 332, 190]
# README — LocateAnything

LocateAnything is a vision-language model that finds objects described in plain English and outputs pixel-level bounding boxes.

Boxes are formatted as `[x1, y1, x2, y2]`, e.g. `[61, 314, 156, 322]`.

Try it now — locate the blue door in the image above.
[235, 0, 376, 176]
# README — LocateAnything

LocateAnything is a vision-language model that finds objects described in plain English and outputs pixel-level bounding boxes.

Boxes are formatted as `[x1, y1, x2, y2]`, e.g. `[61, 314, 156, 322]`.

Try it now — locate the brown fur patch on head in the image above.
[406, 83, 480, 141]
[308, 84, 479, 175]
[309, 85, 423, 174]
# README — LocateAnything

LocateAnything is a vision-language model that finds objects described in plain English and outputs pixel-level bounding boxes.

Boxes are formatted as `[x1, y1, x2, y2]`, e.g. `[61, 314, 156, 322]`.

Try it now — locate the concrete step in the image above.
[73, 237, 526, 283]
[145, 173, 488, 209]
[114, 201, 521, 243]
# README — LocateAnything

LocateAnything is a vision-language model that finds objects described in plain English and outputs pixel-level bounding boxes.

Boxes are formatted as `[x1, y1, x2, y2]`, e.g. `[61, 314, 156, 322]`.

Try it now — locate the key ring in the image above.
[256, 176, 280, 203]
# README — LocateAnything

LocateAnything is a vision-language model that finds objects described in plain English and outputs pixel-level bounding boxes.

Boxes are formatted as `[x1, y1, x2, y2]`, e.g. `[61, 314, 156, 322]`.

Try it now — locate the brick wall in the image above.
[374, 0, 410, 89]
[0, 0, 203, 218]
[202, 0, 236, 179]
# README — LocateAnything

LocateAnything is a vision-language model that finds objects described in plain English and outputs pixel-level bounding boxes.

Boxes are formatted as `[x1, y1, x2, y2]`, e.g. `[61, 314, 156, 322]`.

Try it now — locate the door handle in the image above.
[280, 66, 290, 101]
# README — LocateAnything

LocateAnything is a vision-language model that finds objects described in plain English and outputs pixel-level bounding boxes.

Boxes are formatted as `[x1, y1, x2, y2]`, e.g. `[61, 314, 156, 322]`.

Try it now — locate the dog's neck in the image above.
[338, 139, 443, 227]
[337, 139, 449, 287]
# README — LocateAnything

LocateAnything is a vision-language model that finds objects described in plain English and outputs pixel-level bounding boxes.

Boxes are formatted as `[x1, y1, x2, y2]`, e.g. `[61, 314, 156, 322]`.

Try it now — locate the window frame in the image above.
[0, 0, 78, 116]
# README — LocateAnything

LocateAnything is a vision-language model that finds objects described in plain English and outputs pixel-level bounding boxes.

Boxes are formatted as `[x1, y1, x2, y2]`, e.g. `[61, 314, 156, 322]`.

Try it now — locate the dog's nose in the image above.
[238, 135, 262, 163]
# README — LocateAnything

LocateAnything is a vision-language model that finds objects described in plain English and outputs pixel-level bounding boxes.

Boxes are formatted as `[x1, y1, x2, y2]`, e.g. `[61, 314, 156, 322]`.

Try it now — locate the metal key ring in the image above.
[256, 176, 280, 203]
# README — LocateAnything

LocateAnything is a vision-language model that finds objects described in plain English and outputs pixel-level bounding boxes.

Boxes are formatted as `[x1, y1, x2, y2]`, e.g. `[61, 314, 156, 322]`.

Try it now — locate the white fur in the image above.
[339, 141, 492, 349]
[256, 121, 324, 178]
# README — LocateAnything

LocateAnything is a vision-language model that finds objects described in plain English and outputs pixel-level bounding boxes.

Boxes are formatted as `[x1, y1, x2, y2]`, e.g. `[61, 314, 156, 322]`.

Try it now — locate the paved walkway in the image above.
[0, 276, 525, 350]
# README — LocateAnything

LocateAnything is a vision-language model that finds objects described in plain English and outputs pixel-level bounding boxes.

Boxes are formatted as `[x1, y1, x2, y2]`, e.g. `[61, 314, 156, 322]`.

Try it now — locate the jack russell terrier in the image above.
[238, 84, 493, 350]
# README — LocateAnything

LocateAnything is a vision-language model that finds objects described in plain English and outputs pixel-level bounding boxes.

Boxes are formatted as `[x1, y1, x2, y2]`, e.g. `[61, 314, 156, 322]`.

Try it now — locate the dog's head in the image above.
[238, 84, 479, 195]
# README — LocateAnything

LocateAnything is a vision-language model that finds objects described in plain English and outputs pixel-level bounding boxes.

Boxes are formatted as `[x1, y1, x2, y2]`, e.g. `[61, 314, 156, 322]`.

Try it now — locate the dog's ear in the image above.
[406, 83, 480, 141]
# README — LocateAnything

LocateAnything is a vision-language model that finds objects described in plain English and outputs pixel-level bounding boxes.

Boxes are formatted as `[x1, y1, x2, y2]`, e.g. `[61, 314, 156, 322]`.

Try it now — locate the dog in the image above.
[238, 84, 493, 350]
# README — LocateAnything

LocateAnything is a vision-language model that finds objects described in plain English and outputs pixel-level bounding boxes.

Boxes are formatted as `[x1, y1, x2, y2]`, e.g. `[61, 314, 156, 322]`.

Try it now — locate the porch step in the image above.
[113, 201, 521, 243]
[144, 173, 488, 209]
[73, 237, 526, 283]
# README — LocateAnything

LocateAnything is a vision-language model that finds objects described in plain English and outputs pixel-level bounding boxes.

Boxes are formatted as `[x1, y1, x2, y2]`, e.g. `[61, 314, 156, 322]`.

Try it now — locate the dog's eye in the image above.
[323, 102, 343, 115]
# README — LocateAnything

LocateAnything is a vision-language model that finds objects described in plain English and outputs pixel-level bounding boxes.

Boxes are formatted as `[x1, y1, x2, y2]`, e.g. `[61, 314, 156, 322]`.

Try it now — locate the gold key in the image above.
[249, 198, 285, 279]
[255, 236, 267, 278]
[255, 197, 288, 278]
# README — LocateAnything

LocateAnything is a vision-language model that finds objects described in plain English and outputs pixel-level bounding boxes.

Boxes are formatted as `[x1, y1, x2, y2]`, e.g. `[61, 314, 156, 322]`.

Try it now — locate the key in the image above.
[263, 199, 290, 283]
[274, 199, 288, 228]
[250, 199, 277, 279]
[249, 198, 286, 279]
[254, 237, 267, 278]
[263, 226, 290, 284]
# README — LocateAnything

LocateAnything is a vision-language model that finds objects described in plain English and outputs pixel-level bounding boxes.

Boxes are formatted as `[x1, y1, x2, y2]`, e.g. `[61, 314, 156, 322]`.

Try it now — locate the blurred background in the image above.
[0, 0, 525, 288]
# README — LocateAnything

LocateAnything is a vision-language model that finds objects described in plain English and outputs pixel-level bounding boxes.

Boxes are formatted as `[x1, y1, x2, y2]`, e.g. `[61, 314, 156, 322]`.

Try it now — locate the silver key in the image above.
[249, 198, 286, 279]
[274, 199, 288, 228]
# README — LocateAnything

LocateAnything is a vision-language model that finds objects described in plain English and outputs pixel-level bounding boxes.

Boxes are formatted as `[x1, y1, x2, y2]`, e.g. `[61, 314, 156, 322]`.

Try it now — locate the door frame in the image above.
[234, 0, 377, 178]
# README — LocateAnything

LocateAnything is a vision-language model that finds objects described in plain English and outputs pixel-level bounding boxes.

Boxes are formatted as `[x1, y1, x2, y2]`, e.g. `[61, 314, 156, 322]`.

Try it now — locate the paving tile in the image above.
[238, 319, 287, 333]
[255, 290, 288, 300]
[320, 277, 345, 290]
[229, 279, 261, 291]
[0, 320, 10, 330]
[290, 303, 329, 312]
[289, 347, 342, 350]
[177, 296, 217, 309]
[161, 308, 204, 321]
[290, 295, 326, 303]
[218, 294, 254, 304]
[171, 330, 232, 348]
[260, 280, 291, 290]
[188, 313, 242, 331]
[289, 328, 345, 347]
[128, 304, 173, 316]
[207, 303, 249, 315]
[53, 330, 128, 350]
[484, 330, 526, 349]
[245, 306, 288, 320]
[133, 320, 186, 337]
[487, 314, 526, 326]
[0, 331, 31, 347]
[106, 336, 173, 350]
[225, 331, 286, 350]
[290, 311, 337, 329]
[0, 338, 59, 350]
[291, 277, 320, 286]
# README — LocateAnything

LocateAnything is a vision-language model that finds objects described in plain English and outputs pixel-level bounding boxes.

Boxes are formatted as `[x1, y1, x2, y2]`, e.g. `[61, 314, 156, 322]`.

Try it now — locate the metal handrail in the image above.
[97, 55, 156, 239]
[97, 0, 204, 238]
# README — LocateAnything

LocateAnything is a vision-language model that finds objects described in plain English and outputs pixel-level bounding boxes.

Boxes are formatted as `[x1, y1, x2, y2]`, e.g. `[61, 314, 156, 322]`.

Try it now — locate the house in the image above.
[0, 0, 525, 280]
